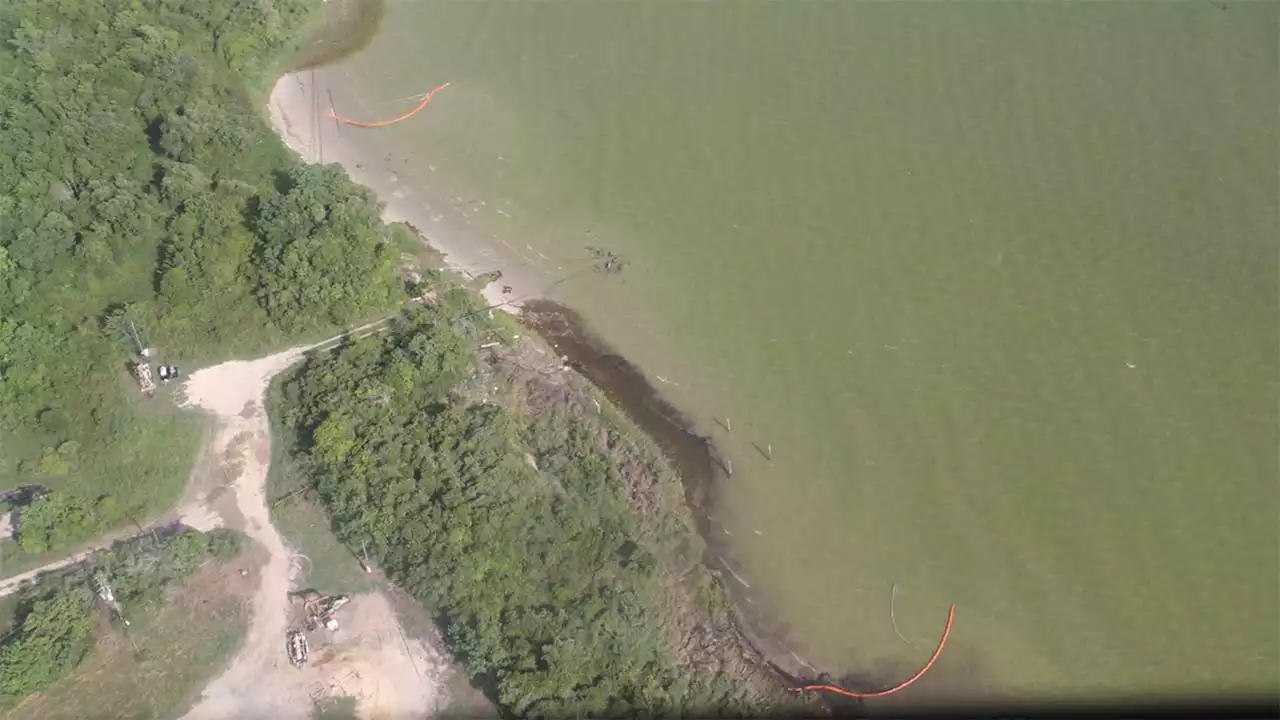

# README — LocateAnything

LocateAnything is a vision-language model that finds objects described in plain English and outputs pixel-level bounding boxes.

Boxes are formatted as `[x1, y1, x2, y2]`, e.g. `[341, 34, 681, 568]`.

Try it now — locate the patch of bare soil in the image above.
[295, 593, 450, 719]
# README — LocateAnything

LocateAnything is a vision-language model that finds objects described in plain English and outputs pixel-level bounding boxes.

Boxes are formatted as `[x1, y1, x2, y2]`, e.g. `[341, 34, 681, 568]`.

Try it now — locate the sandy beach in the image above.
[267, 71, 541, 312]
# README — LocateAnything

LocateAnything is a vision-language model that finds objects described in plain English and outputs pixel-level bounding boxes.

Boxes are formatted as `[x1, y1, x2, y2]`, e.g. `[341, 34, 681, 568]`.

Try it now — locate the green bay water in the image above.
[316, 2, 1278, 698]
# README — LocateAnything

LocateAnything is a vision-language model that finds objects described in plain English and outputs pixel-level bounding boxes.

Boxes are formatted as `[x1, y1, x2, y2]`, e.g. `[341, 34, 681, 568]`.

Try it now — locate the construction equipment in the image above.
[286, 629, 309, 668]
[302, 592, 351, 632]
[112, 314, 158, 395]
[133, 348, 155, 395]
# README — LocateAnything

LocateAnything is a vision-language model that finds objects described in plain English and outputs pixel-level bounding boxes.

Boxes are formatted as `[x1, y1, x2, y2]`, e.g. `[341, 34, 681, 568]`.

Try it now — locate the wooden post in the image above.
[767, 444, 773, 460]
[726, 417, 732, 433]
[726, 459, 733, 476]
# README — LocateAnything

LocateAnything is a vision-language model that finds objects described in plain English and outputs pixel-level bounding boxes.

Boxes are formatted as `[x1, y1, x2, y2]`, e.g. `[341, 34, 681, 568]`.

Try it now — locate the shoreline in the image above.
[267, 72, 538, 312]
[265, 73, 821, 691]
[521, 301, 820, 684]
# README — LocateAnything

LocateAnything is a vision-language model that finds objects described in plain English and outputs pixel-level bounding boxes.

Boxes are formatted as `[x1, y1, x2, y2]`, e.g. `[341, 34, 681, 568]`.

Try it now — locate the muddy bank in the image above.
[521, 300, 825, 692]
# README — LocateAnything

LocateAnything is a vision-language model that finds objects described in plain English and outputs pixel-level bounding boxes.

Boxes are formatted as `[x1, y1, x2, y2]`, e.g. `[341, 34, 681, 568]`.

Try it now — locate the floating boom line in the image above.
[323, 82, 452, 128]
[791, 604, 956, 700]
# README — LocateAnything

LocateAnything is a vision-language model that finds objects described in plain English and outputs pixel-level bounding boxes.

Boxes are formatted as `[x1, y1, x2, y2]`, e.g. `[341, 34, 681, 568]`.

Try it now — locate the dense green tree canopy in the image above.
[254, 166, 400, 332]
[278, 304, 772, 718]
[0, 588, 93, 697]
[0, 0, 403, 531]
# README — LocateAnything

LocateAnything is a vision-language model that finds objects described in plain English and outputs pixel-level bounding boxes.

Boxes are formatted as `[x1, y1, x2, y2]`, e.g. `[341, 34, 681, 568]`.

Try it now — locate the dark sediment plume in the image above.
[520, 300, 830, 703]
[288, 0, 387, 72]
[520, 301, 723, 526]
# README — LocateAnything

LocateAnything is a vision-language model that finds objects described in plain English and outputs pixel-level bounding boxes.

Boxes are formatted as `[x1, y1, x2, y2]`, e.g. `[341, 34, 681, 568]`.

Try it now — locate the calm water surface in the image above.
[317, 2, 1278, 699]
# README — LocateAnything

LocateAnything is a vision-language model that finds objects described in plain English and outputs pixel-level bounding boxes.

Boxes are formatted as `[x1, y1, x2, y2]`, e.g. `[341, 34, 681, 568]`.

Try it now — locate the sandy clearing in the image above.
[178, 347, 310, 718]
[179, 339, 449, 720]
[300, 593, 451, 719]
[268, 72, 529, 313]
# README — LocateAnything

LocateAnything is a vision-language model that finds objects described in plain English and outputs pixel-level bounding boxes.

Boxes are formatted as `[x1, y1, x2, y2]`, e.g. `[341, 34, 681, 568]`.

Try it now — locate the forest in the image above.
[275, 300, 789, 718]
[0, 0, 406, 556]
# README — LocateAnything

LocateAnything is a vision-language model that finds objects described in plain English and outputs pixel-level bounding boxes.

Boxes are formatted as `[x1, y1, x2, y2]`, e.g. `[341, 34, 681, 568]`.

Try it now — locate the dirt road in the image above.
[0, 423, 229, 598]
[0, 326, 378, 599]
[0, 321, 450, 718]
[177, 342, 448, 720]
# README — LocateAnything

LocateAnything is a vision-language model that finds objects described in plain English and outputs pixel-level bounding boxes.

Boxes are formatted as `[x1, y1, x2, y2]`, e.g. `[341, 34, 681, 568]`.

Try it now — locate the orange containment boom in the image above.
[323, 82, 452, 129]
[791, 603, 956, 699]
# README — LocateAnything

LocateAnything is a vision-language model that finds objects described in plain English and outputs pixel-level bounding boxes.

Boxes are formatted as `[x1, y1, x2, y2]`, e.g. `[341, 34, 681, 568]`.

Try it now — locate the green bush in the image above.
[0, 588, 93, 697]
[204, 528, 243, 561]
[100, 528, 244, 606]
[16, 492, 125, 554]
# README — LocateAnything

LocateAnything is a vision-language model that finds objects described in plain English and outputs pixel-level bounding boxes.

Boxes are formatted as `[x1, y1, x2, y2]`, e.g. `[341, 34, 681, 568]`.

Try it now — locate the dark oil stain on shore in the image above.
[521, 300, 827, 692]
[522, 302, 724, 530]
[520, 300, 1006, 713]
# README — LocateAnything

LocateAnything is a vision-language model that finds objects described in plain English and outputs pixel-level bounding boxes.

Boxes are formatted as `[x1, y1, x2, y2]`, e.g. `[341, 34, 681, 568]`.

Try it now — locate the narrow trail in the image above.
[0, 423, 227, 598]
[0, 524, 161, 597]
